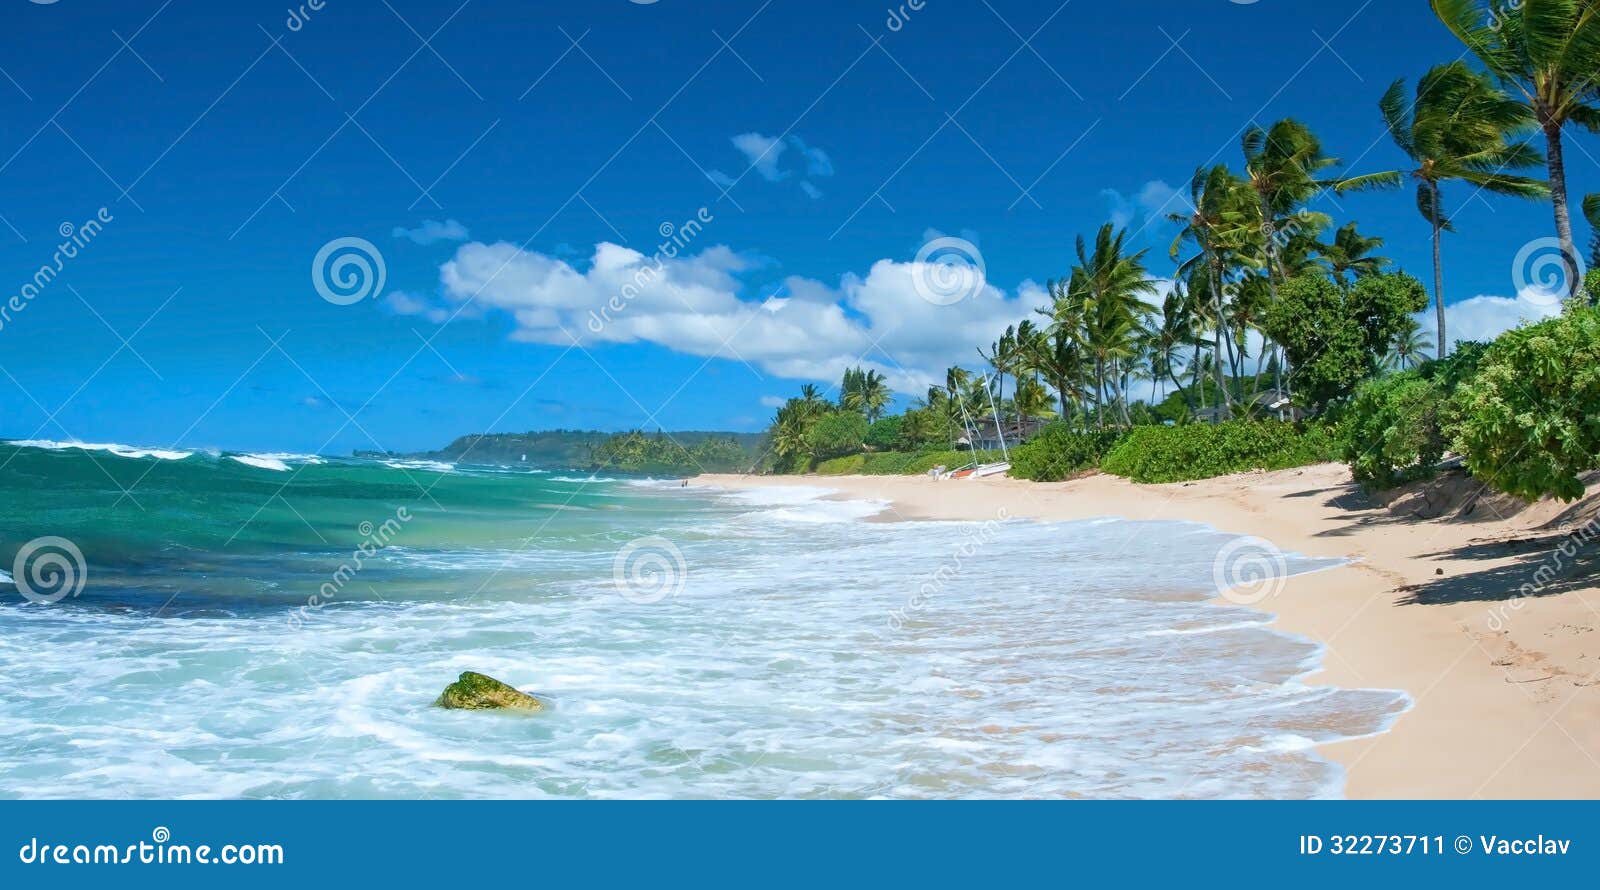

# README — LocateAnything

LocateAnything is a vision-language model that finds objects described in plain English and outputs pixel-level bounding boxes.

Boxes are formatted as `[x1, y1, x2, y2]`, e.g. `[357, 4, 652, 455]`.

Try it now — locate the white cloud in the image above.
[759, 395, 787, 408]
[799, 180, 823, 200]
[731, 133, 788, 182]
[385, 290, 451, 323]
[1427, 293, 1562, 350]
[393, 219, 471, 245]
[788, 136, 833, 177]
[1102, 180, 1184, 232]
[427, 240, 1038, 395]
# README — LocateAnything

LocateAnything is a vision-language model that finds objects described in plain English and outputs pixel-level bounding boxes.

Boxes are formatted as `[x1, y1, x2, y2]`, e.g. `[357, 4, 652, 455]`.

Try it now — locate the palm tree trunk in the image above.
[1169, 367, 1193, 412]
[1209, 261, 1231, 420]
[1094, 358, 1107, 429]
[1542, 113, 1581, 302]
[1429, 181, 1448, 358]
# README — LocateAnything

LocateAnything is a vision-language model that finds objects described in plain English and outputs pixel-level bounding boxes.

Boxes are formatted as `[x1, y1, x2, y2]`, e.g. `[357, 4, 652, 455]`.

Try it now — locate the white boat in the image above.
[945, 461, 1011, 479]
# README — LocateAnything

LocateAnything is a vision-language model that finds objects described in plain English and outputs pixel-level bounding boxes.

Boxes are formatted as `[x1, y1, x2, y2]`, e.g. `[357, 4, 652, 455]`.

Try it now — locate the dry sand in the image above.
[695, 464, 1600, 799]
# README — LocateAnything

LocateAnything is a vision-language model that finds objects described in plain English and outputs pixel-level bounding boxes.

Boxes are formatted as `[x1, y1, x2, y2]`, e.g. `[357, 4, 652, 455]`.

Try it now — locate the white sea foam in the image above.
[383, 459, 455, 473]
[229, 455, 291, 472]
[8, 439, 193, 461]
[715, 484, 889, 524]
[0, 570, 11, 584]
[251, 452, 326, 465]
[0, 483, 1408, 800]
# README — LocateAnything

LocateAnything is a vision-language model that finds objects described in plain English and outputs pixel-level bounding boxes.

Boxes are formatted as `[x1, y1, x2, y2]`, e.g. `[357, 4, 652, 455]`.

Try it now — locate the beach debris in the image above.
[435, 671, 545, 712]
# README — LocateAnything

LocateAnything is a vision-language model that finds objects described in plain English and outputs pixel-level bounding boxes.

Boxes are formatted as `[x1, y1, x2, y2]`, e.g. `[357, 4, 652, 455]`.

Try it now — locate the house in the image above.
[956, 416, 1050, 451]
[1188, 389, 1305, 423]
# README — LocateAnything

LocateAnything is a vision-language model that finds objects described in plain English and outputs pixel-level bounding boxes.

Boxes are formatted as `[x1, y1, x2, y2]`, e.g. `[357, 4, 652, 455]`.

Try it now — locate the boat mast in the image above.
[981, 373, 1009, 462]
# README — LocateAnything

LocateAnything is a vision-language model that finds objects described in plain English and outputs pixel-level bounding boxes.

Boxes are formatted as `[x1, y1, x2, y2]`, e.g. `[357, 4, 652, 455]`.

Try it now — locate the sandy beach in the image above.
[696, 464, 1600, 799]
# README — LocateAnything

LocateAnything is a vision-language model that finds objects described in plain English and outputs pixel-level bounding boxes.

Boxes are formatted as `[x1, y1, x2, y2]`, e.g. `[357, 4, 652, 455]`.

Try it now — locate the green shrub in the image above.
[1342, 372, 1449, 488]
[813, 451, 925, 476]
[861, 452, 916, 474]
[1100, 421, 1330, 483]
[864, 416, 903, 451]
[814, 454, 867, 475]
[1265, 272, 1429, 411]
[807, 411, 868, 461]
[1338, 341, 1489, 490]
[1453, 307, 1600, 501]
[1009, 423, 1122, 482]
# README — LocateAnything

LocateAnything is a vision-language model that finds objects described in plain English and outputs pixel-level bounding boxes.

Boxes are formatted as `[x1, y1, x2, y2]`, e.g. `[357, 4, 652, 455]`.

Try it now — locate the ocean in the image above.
[0, 439, 1408, 799]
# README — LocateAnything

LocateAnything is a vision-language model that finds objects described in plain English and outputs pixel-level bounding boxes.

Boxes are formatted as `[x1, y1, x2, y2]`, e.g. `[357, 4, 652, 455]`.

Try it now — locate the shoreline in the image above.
[694, 464, 1600, 799]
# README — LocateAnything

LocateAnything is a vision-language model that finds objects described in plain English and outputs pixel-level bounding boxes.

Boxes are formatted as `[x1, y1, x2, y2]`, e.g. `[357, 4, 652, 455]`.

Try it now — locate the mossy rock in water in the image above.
[435, 671, 545, 712]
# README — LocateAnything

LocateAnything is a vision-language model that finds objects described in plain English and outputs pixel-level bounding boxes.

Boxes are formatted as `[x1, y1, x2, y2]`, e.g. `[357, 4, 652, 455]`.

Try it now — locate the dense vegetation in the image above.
[588, 431, 761, 474]
[1008, 426, 1121, 482]
[370, 429, 612, 467]
[753, 2, 1600, 501]
[1101, 422, 1337, 485]
[376, 429, 766, 473]
[1453, 308, 1600, 500]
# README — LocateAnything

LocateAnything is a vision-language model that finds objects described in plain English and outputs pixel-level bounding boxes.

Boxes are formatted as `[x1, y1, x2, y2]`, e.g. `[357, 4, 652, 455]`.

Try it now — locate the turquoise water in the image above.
[0, 440, 1408, 798]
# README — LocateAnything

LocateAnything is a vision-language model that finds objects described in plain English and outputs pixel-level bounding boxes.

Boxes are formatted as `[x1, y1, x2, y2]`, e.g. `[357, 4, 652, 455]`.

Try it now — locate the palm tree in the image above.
[1170, 164, 1255, 418]
[1318, 222, 1392, 284]
[1146, 283, 1202, 413]
[1586, 192, 1600, 270]
[1027, 314, 1088, 425]
[1011, 376, 1054, 422]
[797, 384, 827, 413]
[1376, 60, 1547, 356]
[1387, 317, 1435, 371]
[1241, 119, 1394, 401]
[1066, 224, 1157, 428]
[1432, 0, 1600, 301]
[840, 367, 892, 421]
[769, 402, 813, 468]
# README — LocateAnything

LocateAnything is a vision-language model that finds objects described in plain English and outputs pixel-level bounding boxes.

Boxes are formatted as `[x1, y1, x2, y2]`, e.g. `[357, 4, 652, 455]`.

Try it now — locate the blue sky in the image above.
[0, 0, 1589, 454]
